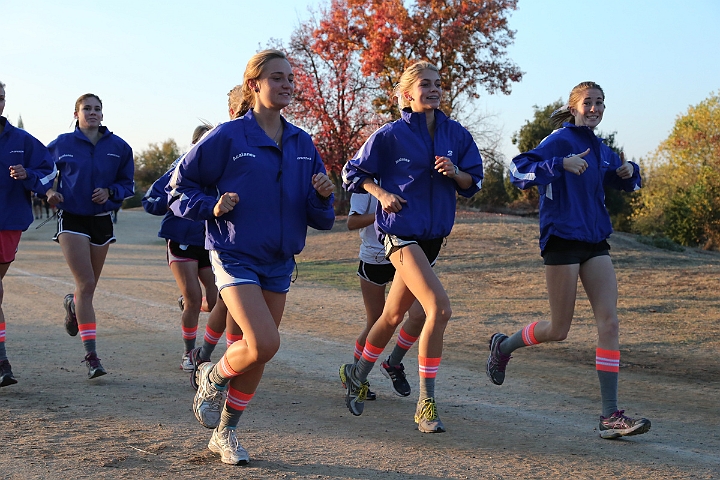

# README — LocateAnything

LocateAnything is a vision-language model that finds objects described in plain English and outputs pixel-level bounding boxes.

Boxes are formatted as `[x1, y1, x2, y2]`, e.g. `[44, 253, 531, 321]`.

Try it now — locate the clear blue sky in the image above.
[3, 0, 719, 163]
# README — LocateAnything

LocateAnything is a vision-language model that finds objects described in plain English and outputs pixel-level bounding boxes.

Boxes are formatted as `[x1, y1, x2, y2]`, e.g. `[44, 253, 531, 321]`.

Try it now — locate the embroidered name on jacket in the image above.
[107, 153, 120, 158]
[58, 154, 73, 160]
[396, 158, 410, 164]
[296, 156, 312, 161]
[233, 152, 256, 161]
[9, 150, 24, 154]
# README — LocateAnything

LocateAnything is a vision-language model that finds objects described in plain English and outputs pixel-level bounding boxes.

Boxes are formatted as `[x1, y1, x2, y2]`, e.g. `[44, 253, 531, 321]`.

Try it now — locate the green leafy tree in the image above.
[632, 92, 720, 249]
[508, 100, 563, 208]
[127, 139, 181, 208]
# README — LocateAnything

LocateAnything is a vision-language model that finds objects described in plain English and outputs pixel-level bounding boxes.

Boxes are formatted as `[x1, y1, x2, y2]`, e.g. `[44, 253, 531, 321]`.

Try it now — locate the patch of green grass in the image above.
[636, 234, 685, 252]
[295, 260, 358, 290]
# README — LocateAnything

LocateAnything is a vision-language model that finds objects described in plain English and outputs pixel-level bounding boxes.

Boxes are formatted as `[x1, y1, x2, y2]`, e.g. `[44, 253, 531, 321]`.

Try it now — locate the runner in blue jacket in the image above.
[340, 61, 483, 433]
[169, 49, 335, 466]
[487, 81, 651, 440]
[0, 80, 57, 387]
[143, 124, 218, 373]
[46, 93, 134, 380]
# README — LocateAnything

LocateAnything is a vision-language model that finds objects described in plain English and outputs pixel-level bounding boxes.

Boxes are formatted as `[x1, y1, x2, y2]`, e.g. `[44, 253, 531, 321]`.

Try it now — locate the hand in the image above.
[434, 156, 457, 178]
[9, 165, 27, 180]
[377, 190, 407, 213]
[92, 187, 110, 204]
[46, 188, 64, 206]
[312, 173, 335, 198]
[213, 192, 239, 217]
[615, 151, 634, 179]
[563, 148, 590, 175]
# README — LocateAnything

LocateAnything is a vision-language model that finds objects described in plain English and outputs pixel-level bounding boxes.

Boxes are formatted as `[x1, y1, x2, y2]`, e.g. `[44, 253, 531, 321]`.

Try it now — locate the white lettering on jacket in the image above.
[58, 154, 73, 160]
[107, 153, 120, 158]
[297, 156, 312, 161]
[9, 150, 24, 154]
[396, 158, 410, 164]
[233, 152, 256, 161]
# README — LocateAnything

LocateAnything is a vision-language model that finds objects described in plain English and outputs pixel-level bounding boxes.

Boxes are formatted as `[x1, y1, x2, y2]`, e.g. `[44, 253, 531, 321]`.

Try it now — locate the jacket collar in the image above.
[241, 109, 299, 147]
[400, 108, 448, 129]
[73, 125, 111, 143]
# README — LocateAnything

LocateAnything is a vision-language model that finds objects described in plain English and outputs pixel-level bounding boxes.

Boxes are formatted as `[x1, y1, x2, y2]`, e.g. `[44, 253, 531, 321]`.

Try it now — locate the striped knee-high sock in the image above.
[78, 323, 97, 354]
[387, 327, 419, 366]
[500, 321, 540, 355]
[200, 325, 223, 360]
[596, 348, 620, 417]
[418, 356, 441, 401]
[209, 353, 241, 388]
[0, 322, 7, 362]
[354, 341, 384, 383]
[181, 325, 198, 352]
[226, 332, 244, 347]
[219, 386, 254, 429]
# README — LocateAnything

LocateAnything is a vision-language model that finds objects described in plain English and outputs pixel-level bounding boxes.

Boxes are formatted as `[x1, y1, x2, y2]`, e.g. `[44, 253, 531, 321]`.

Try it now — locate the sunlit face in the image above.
[570, 88, 604, 129]
[252, 58, 294, 111]
[408, 69, 442, 113]
[0, 86, 6, 116]
[74, 97, 103, 129]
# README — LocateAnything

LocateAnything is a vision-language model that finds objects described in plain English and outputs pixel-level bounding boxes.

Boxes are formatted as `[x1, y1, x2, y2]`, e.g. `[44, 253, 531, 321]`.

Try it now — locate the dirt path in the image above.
[0, 210, 718, 479]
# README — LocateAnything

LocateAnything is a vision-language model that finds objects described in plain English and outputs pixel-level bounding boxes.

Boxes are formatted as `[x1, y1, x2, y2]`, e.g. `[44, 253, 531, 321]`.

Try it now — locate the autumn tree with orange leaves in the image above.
[284, 0, 523, 211]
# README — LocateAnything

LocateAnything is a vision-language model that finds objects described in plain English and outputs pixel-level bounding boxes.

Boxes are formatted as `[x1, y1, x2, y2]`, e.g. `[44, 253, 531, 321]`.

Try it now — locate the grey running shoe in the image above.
[0, 360, 18, 387]
[84, 352, 107, 379]
[194, 363, 227, 429]
[486, 333, 511, 385]
[381, 359, 411, 397]
[189, 346, 210, 391]
[415, 397, 446, 433]
[181, 352, 193, 372]
[63, 294, 78, 336]
[340, 364, 369, 416]
[339, 362, 376, 401]
[177, 296, 184, 312]
[599, 410, 651, 439]
[208, 426, 249, 465]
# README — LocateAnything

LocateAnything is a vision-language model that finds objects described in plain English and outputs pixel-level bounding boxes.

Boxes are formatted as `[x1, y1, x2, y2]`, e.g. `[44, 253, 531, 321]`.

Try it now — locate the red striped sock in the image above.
[396, 327, 419, 351]
[218, 354, 240, 378]
[361, 341, 384, 364]
[181, 325, 197, 341]
[78, 323, 97, 342]
[226, 386, 254, 411]
[204, 325, 223, 345]
[353, 340, 364, 362]
[226, 333, 244, 347]
[596, 348, 620, 373]
[418, 356, 441, 378]
[0, 322, 6, 343]
[522, 322, 540, 346]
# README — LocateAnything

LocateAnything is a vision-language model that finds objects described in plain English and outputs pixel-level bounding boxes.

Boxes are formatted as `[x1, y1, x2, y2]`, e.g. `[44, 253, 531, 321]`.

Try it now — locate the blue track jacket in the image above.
[0, 117, 57, 231]
[342, 109, 483, 241]
[167, 110, 335, 264]
[48, 126, 135, 216]
[509, 123, 642, 251]
[142, 157, 206, 247]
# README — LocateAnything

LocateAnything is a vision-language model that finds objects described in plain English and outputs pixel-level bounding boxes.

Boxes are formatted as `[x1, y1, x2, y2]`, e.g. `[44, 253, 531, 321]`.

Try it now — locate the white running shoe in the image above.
[180, 352, 193, 372]
[193, 363, 226, 429]
[208, 427, 249, 465]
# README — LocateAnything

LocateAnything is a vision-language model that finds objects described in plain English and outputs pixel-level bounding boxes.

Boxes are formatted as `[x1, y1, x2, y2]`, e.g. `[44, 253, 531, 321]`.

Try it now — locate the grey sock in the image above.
[597, 370, 619, 417]
[353, 357, 375, 384]
[82, 339, 96, 355]
[419, 376, 435, 402]
[499, 330, 529, 355]
[183, 337, 196, 353]
[200, 341, 217, 362]
[219, 404, 244, 430]
[209, 363, 231, 387]
[387, 345, 410, 366]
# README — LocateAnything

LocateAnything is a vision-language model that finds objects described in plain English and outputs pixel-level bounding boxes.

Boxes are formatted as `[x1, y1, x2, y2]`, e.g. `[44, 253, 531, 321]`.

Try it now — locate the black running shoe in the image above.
[381, 359, 411, 396]
[84, 352, 107, 379]
[0, 360, 18, 387]
[63, 293, 78, 336]
[486, 333, 511, 385]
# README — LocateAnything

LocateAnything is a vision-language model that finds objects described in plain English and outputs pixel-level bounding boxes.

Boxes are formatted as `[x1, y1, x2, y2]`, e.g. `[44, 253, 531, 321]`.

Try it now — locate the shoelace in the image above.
[201, 382, 226, 411]
[605, 410, 633, 427]
[356, 382, 369, 402]
[418, 399, 439, 421]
